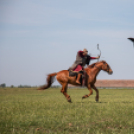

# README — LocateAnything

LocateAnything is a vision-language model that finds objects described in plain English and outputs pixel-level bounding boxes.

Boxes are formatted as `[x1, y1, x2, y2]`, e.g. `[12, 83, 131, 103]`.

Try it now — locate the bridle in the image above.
[94, 61, 110, 72]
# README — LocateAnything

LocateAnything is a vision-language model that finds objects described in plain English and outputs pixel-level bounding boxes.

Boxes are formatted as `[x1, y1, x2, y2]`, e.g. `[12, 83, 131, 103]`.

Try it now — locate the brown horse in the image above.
[38, 60, 113, 102]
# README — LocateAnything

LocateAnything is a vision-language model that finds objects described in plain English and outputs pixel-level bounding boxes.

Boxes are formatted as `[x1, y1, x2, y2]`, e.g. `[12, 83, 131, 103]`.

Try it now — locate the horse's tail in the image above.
[38, 72, 57, 90]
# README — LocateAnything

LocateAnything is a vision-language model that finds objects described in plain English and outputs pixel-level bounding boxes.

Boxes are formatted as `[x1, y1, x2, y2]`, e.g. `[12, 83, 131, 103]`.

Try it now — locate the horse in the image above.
[38, 60, 113, 103]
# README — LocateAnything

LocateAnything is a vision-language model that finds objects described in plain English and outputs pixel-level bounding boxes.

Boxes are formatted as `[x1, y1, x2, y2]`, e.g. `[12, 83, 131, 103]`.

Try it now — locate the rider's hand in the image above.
[96, 56, 100, 59]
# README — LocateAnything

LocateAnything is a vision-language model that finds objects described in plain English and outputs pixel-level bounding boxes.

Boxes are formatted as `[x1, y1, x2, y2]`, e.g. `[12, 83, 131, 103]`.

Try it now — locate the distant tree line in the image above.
[0, 83, 37, 88]
[0, 83, 61, 88]
[18, 85, 32, 88]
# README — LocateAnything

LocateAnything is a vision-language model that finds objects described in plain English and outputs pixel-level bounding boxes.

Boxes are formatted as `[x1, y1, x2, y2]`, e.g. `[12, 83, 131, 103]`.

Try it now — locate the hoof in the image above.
[82, 95, 88, 99]
[95, 97, 99, 102]
[68, 99, 72, 103]
[82, 96, 85, 99]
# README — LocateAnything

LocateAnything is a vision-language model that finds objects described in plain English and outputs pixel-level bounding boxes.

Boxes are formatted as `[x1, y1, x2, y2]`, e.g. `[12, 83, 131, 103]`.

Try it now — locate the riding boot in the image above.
[76, 73, 82, 84]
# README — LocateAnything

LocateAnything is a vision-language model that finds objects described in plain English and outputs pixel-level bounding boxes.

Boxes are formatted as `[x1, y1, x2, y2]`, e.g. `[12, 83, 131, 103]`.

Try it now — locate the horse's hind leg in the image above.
[92, 85, 99, 102]
[82, 84, 93, 99]
[60, 83, 72, 103]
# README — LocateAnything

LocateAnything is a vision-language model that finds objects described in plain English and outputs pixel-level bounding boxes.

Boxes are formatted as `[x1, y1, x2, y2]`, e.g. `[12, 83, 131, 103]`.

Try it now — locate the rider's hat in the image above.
[83, 48, 88, 52]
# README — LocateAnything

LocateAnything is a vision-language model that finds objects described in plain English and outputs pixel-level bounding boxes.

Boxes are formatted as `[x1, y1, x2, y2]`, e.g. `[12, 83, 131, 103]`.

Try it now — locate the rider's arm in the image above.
[90, 56, 100, 59]
[90, 57, 97, 59]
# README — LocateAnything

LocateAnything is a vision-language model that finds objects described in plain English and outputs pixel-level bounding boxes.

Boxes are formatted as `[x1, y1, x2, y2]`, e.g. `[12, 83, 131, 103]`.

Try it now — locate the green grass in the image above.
[0, 88, 134, 134]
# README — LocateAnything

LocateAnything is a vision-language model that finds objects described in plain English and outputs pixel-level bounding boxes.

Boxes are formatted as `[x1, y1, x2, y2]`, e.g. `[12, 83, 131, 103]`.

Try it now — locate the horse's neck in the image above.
[88, 64, 102, 77]
[93, 66, 101, 77]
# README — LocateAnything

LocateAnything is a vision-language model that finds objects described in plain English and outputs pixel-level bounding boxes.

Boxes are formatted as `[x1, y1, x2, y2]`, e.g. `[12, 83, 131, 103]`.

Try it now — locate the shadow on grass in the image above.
[114, 101, 132, 103]
[76, 101, 132, 104]
[76, 101, 107, 104]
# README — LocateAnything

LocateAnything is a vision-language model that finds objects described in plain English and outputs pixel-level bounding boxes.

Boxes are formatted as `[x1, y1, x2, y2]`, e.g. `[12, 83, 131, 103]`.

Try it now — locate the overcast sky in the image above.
[0, 0, 134, 86]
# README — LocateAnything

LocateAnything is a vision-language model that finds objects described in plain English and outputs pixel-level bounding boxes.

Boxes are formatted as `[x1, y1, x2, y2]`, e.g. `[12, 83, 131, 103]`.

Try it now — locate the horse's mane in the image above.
[87, 60, 106, 69]
[87, 63, 96, 68]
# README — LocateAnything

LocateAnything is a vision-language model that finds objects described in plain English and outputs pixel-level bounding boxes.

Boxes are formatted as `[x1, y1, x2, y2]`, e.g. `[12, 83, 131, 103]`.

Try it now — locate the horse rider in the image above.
[69, 48, 100, 84]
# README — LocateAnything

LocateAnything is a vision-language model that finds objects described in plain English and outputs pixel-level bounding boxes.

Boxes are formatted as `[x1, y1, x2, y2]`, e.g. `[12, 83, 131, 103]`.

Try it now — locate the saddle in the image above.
[68, 70, 87, 86]
[69, 70, 83, 76]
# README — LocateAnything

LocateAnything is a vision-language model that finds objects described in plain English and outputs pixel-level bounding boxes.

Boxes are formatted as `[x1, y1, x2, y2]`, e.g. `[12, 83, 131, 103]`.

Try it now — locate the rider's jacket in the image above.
[69, 51, 96, 70]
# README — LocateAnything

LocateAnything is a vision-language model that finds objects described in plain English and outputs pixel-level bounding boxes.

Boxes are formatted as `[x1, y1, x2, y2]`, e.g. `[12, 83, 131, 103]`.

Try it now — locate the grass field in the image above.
[0, 87, 134, 134]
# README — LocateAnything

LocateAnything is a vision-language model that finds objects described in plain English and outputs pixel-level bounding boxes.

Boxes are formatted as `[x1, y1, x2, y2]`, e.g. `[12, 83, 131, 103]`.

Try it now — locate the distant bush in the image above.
[10, 85, 14, 88]
[0, 83, 6, 87]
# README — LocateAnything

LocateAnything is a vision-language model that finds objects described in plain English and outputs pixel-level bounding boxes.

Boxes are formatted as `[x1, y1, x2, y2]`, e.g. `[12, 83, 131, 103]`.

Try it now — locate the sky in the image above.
[0, 0, 134, 86]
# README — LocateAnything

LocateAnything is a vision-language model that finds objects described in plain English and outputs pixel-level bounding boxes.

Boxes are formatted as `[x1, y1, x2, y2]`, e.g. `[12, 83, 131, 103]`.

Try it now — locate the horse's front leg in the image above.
[92, 85, 99, 102]
[82, 84, 93, 99]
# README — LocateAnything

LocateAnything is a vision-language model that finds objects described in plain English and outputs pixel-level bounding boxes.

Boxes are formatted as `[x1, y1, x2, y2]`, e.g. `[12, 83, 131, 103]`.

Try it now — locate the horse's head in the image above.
[87, 60, 113, 75]
[100, 61, 113, 75]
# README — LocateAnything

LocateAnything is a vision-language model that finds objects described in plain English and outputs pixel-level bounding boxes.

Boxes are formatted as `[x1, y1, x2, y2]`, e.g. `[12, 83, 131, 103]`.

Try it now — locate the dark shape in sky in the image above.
[128, 38, 134, 47]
